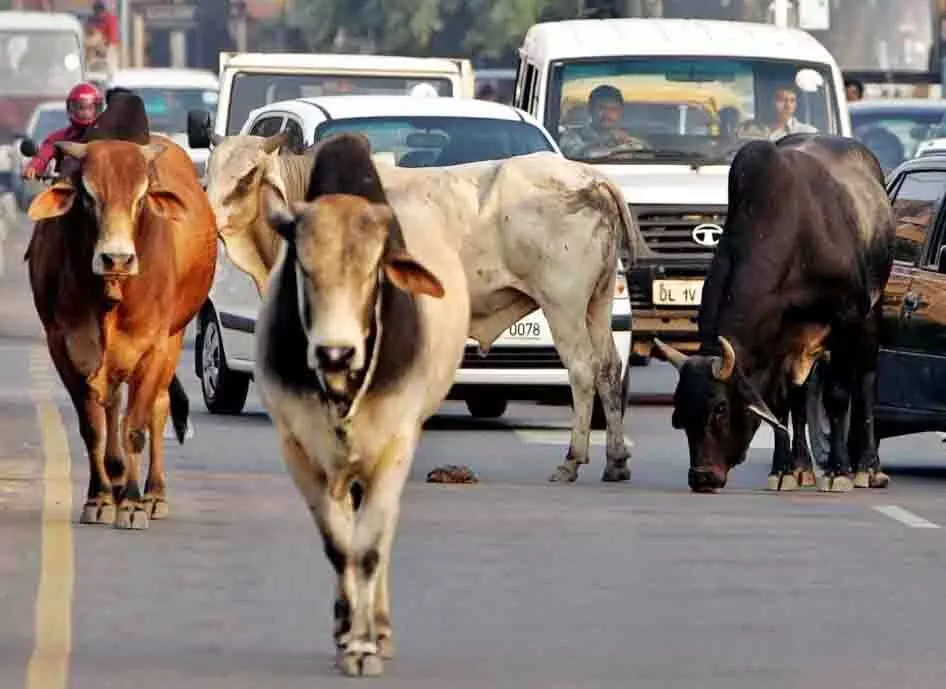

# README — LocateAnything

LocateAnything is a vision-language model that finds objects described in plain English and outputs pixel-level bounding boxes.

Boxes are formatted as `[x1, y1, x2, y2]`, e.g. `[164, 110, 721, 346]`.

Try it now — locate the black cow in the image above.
[654, 134, 895, 494]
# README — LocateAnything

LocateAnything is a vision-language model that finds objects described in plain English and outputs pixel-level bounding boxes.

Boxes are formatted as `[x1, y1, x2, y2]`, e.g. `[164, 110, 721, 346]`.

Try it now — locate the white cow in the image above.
[254, 135, 470, 676]
[206, 132, 650, 483]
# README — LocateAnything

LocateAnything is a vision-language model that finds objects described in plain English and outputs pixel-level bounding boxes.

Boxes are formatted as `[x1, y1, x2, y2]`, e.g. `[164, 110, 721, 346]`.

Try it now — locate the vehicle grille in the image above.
[461, 345, 563, 369]
[632, 205, 727, 258]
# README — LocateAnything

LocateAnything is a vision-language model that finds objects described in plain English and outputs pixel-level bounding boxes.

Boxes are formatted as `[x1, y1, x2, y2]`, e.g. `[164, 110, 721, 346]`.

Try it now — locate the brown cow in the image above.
[26, 136, 217, 530]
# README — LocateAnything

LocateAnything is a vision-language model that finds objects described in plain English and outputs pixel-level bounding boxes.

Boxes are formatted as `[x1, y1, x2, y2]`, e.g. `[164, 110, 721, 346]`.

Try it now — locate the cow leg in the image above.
[545, 309, 598, 483]
[340, 435, 414, 678]
[849, 309, 887, 490]
[104, 390, 126, 502]
[817, 350, 855, 493]
[278, 432, 357, 655]
[116, 347, 170, 530]
[144, 388, 171, 519]
[46, 340, 114, 524]
[766, 388, 797, 491]
[586, 280, 632, 483]
[144, 338, 184, 519]
[789, 383, 817, 487]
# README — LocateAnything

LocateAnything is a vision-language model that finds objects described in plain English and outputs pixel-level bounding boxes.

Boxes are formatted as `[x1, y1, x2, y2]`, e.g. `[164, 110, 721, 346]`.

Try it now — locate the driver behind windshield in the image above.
[559, 84, 648, 158]
[767, 85, 817, 140]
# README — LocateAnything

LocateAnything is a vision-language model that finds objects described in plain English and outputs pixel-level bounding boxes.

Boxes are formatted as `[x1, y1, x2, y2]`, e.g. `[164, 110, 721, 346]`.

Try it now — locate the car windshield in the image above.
[0, 30, 82, 96]
[31, 108, 68, 143]
[547, 57, 839, 165]
[851, 108, 946, 172]
[227, 72, 454, 134]
[128, 87, 219, 136]
[315, 116, 555, 167]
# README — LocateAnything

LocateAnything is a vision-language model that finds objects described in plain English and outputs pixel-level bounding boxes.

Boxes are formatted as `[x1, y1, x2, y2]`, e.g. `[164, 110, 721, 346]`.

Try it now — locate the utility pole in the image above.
[772, 0, 790, 27]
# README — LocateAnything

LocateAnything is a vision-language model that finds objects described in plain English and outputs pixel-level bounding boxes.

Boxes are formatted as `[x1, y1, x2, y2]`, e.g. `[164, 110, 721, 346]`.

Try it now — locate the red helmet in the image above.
[66, 82, 104, 126]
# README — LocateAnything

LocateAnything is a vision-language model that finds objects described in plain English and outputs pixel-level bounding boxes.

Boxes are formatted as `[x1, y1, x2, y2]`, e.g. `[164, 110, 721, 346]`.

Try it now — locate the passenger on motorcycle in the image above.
[22, 82, 104, 180]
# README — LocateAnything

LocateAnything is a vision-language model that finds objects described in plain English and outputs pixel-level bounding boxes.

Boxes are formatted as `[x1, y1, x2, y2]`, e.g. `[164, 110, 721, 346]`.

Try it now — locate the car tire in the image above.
[199, 313, 250, 415]
[466, 396, 508, 419]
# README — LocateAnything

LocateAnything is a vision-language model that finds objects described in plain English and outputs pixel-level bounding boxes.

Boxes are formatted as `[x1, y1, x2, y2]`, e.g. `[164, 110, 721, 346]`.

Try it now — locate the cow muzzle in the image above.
[309, 340, 365, 399]
[688, 467, 728, 493]
[93, 238, 139, 277]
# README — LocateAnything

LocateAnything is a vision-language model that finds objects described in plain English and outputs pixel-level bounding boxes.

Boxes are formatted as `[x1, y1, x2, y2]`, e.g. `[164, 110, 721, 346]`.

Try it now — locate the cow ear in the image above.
[263, 185, 297, 241]
[146, 187, 187, 221]
[28, 182, 77, 221]
[383, 250, 445, 299]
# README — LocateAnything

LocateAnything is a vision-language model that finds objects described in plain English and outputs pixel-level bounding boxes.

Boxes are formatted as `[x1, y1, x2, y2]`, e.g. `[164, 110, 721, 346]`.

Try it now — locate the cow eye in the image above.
[713, 401, 727, 419]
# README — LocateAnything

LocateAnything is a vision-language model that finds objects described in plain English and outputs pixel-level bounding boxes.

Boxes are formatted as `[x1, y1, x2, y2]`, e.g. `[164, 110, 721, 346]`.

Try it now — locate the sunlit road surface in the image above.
[1, 211, 946, 689]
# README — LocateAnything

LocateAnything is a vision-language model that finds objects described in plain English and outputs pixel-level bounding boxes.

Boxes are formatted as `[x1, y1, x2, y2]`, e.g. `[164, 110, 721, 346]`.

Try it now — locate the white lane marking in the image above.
[873, 505, 940, 529]
[515, 430, 633, 447]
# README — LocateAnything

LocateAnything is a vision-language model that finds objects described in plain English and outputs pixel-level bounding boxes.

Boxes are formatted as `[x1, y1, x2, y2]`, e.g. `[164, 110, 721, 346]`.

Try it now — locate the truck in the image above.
[187, 51, 475, 149]
[513, 18, 851, 359]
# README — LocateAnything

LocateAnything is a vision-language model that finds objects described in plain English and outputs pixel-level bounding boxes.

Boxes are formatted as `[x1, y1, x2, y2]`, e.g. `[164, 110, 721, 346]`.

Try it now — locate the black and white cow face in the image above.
[656, 337, 788, 493]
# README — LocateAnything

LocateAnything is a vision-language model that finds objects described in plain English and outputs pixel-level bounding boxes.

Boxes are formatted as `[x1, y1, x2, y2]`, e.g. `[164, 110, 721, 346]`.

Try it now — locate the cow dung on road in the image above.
[426, 465, 478, 484]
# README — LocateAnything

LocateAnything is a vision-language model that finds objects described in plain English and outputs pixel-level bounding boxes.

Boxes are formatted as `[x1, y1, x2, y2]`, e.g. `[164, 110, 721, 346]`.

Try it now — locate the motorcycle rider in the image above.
[22, 81, 104, 180]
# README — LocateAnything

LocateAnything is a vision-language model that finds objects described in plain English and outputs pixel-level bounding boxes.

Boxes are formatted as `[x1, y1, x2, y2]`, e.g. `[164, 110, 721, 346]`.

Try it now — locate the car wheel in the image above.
[466, 396, 508, 419]
[199, 314, 250, 415]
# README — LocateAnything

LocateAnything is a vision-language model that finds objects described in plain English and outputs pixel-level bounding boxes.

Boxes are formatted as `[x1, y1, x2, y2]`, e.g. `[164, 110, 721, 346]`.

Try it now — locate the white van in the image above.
[514, 18, 850, 358]
[189, 52, 474, 147]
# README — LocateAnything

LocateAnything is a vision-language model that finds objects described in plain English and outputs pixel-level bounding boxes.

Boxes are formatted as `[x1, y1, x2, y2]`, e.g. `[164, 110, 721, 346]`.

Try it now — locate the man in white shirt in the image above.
[767, 85, 817, 140]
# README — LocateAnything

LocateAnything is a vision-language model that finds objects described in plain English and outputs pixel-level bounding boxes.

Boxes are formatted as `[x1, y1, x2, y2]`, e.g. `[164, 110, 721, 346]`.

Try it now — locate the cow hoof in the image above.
[798, 470, 817, 487]
[766, 473, 799, 492]
[869, 470, 890, 489]
[79, 499, 115, 525]
[549, 463, 579, 483]
[338, 650, 384, 677]
[853, 472, 870, 489]
[377, 635, 396, 660]
[601, 463, 631, 482]
[114, 504, 150, 530]
[817, 475, 854, 493]
[144, 495, 169, 520]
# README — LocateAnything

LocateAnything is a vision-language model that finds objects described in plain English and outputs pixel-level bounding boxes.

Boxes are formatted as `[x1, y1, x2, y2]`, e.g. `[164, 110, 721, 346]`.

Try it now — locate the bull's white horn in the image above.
[713, 336, 736, 381]
[653, 338, 688, 370]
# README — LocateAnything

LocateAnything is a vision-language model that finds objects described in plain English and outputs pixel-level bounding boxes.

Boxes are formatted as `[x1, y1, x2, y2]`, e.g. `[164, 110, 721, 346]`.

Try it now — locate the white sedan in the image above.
[195, 94, 631, 424]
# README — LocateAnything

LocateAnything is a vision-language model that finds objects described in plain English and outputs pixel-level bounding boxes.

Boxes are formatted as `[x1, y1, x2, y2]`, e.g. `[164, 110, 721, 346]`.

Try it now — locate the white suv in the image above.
[193, 95, 631, 423]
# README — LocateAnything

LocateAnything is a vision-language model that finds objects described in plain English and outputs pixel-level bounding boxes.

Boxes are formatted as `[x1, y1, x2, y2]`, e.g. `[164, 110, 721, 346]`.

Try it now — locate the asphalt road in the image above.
[2, 210, 946, 688]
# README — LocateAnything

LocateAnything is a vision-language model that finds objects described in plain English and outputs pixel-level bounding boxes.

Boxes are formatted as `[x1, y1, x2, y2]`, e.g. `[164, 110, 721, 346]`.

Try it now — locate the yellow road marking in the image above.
[24, 347, 74, 689]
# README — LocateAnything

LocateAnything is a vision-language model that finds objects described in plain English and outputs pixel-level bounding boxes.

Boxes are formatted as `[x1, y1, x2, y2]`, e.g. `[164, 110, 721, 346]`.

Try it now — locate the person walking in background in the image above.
[85, 1, 119, 76]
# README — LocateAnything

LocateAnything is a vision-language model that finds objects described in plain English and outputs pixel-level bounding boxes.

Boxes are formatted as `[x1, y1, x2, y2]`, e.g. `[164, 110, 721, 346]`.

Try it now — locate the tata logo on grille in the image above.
[692, 223, 723, 247]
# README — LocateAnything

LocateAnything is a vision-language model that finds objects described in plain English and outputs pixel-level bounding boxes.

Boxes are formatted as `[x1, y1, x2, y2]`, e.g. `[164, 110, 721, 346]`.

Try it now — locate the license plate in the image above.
[506, 320, 542, 340]
[653, 279, 704, 306]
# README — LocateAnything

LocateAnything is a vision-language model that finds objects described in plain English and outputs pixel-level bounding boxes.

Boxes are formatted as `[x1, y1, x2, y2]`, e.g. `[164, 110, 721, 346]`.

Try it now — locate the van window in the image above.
[226, 72, 454, 134]
[544, 57, 839, 166]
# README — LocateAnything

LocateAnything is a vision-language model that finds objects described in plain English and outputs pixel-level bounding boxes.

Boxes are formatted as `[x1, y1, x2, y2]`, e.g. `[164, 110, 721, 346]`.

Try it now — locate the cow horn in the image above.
[56, 141, 87, 160]
[261, 132, 288, 154]
[653, 338, 688, 370]
[712, 336, 736, 381]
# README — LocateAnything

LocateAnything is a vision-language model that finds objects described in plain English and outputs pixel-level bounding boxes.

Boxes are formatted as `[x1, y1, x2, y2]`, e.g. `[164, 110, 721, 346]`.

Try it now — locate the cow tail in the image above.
[597, 178, 650, 267]
[168, 374, 190, 445]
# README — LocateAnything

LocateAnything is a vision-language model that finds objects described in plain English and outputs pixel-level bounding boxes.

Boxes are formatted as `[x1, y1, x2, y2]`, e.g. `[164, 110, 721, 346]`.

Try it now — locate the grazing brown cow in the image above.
[26, 136, 217, 530]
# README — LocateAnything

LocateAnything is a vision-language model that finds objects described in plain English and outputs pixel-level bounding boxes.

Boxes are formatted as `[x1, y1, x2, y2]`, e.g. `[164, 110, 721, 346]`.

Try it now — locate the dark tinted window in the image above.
[314, 116, 554, 167]
[284, 118, 305, 154]
[249, 116, 283, 137]
[227, 72, 453, 134]
[890, 170, 946, 264]
[129, 87, 219, 135]
[851, 108, 946, 171]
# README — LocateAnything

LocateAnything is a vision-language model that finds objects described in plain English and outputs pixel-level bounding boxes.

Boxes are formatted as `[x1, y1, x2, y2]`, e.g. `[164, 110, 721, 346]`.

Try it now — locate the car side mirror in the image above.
[938, 244, 946, 274]
[19, 138, 37, 157]
[187, 109, 212, 149]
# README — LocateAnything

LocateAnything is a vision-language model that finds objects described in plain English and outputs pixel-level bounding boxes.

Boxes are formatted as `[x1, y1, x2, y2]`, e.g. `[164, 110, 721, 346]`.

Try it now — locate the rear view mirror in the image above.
[938, 244, 946, 274]
[19, 138, 37, 157]
[187, 109, 212, 149]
